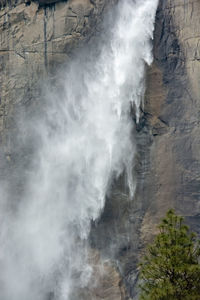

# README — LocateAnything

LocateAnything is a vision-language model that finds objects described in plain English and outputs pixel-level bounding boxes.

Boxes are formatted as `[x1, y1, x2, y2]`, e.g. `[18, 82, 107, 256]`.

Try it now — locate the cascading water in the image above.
[0, 0, 158, 299]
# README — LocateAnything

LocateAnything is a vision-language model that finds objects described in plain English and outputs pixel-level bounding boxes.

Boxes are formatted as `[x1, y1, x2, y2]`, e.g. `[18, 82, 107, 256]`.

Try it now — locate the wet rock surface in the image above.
[92, 0, 200, 297]
[1, 0, 200, 299]
[142, 0, 200, 238]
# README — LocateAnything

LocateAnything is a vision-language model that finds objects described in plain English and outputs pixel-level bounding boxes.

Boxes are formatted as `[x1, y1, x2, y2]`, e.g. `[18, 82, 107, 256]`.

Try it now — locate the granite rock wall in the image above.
[1, 0, 200, 299]
[92, 0, 200, 297]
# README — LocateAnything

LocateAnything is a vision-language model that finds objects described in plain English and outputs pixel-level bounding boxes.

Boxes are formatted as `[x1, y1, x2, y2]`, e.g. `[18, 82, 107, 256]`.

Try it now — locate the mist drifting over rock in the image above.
[0, 0, 158, 299]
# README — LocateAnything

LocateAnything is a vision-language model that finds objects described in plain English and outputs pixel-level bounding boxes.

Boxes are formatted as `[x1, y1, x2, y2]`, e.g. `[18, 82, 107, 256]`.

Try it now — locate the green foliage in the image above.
[139, 209, 200, 300]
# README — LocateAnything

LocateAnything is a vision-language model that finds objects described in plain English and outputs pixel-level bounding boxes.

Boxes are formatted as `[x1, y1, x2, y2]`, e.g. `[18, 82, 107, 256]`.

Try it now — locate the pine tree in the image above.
[139, 209, 200, 300]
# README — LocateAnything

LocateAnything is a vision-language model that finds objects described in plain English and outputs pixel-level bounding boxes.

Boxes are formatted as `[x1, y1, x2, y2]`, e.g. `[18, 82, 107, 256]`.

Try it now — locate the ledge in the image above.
[0, 0, 67, 9]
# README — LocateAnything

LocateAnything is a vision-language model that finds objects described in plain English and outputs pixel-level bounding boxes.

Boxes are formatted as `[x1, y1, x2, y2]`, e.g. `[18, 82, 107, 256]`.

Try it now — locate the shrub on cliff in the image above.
[139, 209, 200, 300]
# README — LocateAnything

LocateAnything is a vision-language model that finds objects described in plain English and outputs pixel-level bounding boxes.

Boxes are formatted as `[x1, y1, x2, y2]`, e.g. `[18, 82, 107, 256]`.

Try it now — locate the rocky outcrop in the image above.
[1, 0, 200, 299]
[75, 250, 126, 300]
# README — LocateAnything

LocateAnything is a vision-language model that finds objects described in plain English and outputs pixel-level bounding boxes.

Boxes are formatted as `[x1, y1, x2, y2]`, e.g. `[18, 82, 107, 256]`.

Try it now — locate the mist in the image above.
[0, 0, 158, 299]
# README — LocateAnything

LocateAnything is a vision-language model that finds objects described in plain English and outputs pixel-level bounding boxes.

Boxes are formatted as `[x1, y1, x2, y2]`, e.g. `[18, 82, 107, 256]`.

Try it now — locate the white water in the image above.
[0, 0, 158, 299]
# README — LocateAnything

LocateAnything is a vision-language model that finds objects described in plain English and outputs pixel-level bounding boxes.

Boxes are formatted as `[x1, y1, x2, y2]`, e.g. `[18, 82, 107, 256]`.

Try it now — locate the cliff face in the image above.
[0, 0, 200, 299]
[142, 0, 200, 239]
[0, 0, 111, 151]
[91, 0, 200, 297]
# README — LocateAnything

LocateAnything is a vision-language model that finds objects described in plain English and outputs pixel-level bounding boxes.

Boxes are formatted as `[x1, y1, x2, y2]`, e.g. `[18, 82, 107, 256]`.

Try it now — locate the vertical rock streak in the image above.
[43, 6, 48, 70]
[0, 0, 158, 299]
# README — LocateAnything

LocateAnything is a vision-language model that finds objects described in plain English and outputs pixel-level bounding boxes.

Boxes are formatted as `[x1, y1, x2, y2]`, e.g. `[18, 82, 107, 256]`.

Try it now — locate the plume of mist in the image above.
[0, 0, 158, 299]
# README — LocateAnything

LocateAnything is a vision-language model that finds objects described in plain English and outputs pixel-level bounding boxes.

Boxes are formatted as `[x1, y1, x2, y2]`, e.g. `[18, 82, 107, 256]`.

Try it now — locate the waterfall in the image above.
[0, 0, 158, 299]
